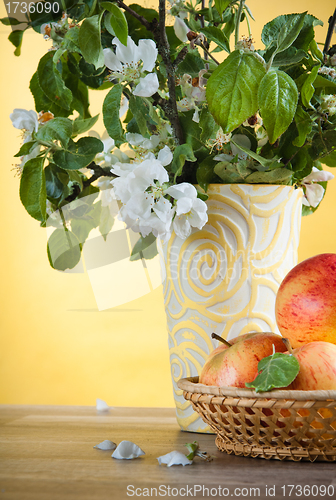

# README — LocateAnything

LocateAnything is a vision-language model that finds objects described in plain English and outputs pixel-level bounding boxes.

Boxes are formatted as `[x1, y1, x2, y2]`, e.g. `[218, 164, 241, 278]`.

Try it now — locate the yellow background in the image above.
[1, 0, 336, 408]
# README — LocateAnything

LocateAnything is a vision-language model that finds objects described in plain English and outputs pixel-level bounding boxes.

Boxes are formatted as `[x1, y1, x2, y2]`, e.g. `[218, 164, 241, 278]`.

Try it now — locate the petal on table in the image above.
[157, 450, 193, 467]
[112, 441, 145, 459]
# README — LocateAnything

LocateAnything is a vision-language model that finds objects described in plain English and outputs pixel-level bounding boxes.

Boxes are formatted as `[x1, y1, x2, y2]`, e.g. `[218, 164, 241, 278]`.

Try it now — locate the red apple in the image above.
[199, 332, 287, 387]
[207, 332, 263, 360]
[275, 253, 336, 348]
[286, 341, 336, 390]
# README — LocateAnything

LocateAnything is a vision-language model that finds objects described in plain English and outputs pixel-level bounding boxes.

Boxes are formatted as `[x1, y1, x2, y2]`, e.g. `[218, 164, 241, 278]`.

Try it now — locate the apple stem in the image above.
[211, 333, 232, 347]
[282, 338, 293, 354]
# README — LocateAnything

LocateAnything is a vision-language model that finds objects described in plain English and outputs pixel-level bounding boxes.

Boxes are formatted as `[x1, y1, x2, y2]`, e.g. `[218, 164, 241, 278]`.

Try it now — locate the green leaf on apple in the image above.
[245, 352, 300, 392]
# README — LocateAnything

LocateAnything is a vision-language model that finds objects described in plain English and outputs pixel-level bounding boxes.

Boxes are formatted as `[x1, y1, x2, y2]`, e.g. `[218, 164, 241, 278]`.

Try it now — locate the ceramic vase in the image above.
[161, 184, 303, 432]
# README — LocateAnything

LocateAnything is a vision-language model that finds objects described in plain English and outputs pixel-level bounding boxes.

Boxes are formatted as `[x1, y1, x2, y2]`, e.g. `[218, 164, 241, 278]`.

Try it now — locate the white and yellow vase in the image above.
[161, 184, 303, 432]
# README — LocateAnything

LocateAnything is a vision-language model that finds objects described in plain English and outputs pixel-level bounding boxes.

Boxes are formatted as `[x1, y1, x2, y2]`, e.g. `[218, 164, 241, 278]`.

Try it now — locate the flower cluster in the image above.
[104, 37, 159, 98]
[108, 145, 207, 241]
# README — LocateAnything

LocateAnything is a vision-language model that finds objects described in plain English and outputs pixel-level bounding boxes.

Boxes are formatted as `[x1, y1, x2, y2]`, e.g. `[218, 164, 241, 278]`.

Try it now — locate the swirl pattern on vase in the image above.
[161, 184, 303, 432]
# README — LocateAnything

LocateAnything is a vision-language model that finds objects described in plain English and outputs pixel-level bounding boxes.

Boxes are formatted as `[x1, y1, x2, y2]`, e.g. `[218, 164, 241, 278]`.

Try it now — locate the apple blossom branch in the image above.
[63, 163, 115, 204]
[114, 0, 184, 145]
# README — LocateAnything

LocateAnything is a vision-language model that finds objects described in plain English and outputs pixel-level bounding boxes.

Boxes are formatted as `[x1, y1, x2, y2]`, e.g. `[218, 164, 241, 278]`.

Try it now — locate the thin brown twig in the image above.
[323, 8, 336, 54]
[114, 0, 152, 31]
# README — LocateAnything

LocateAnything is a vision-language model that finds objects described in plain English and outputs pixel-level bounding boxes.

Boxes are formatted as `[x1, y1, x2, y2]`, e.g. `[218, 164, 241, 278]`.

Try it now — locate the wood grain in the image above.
[0, 405, 335, 500]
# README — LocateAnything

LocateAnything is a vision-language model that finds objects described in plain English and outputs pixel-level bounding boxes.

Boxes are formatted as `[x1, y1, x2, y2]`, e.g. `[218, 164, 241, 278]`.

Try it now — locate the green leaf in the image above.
[179, 112, 204, 151]
[104, 12, 116, 36]
[185, 441, 199, 460]
[200, 26, 230, 53]
[72, 115, 99, 136]
[273, 46, 307, 67]
[309, 130, 336, 160]
[295, 14, 323, 52]
[0, 17, 23, 25]
[29, 72, 70, 118]
[214, 160, 252, 183]
[14, 141, 38, 157]
[245, 167, 293, 184]
[275, 12, 307, 54]
[300, 65, 319, 108]
[38, 52, 73, 111]
[321, 151, 336, 168]
[170, 144, 197, 178]
[129, 95, 148, 137]
[63, 25, 81, 53]
[245, 352, 300, 392]
[71, 216, 98, 244]
[99, 205, 114, 241]
[8, 29, 24, 56]
[293, 105, 312, 147]
[63, 68, 90, 118]
[230, 139, 280, 170]
[79, 15, 104, 70]
[130, 233, 156, 261]
[36, 118, 73, 148]
[206, 50, 266, 134]
[291, 147, 313, 179]
[258, 70, 298, 144]
[310, 39, 324, 63]
[103, 84, 125, 146]
[47, 228, 81, 271]
[199, 107, 220, 143]
[214, 0, 230, 16]
[101, 2, 128, 46]
[313, 75, 336, 93]
[175, 52, 205, 78]
[53, 137, 104, 170]
[196, 157, 217, 192]
[45, 163, 67, 201]
[20, 157, 46, 222]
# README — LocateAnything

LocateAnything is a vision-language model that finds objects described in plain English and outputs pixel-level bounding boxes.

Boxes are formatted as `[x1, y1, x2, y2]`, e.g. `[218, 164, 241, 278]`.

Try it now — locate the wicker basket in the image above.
[177, 377, 336, 462]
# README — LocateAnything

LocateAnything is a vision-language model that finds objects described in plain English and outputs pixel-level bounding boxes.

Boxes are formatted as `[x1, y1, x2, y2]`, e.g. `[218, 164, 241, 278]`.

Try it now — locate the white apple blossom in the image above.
[126, 132, 161, 150]
[318, 66, 336, 80]
[104, 37, 159, 97]
[165, 183, 208, 239]
[174, 16, 189, 42]
[110, 150, 177, 241]
[319, 94, 336, 116]
[235, 35, 255, 52]
[301, 167, 334, 208]
[10, 108, 39, 142]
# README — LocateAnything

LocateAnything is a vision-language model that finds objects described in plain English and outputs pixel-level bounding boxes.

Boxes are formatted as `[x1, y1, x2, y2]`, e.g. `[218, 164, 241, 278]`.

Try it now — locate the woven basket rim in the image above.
[177, 376, 336, 401]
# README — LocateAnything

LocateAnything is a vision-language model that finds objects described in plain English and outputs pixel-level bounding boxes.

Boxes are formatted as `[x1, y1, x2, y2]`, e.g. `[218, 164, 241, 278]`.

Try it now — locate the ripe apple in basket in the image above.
[275, 253, 336, 348]
[199, 332, 287, 387]
[283, 339, 336, 390]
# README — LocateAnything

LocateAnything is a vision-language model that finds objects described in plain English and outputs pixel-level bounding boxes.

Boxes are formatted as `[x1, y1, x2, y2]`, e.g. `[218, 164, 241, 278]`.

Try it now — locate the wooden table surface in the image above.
[0, 405, 335, 500]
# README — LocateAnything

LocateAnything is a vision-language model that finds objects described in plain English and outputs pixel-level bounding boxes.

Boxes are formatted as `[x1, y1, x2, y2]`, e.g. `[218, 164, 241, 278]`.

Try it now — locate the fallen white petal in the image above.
[157, 450, 193, 467]
[112, 440, 145, 460]
[94, 440, 117, 450]
[96, 398, 112, 412]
